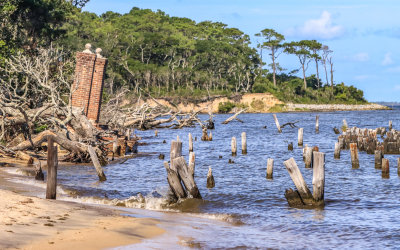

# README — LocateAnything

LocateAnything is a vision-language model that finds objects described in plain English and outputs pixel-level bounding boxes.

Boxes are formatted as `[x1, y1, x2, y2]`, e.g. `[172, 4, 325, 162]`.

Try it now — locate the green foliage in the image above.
[259, 74, 367, 104]
[268, 104, 286, 113]
[218, 102, 236, 113]
[252, 81, 269, 93]
[59, 7, 262, 96]
[34, 124, 48, 134]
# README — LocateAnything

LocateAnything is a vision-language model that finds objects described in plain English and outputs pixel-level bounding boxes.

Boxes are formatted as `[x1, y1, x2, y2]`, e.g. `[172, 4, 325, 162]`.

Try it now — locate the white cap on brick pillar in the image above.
[96, 48, 103, 58]
[83, 43, 93, 54]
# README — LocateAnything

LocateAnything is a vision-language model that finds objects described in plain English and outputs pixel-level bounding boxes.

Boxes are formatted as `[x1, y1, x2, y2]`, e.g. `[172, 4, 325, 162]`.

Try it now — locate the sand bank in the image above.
[0, 189, 165, 249]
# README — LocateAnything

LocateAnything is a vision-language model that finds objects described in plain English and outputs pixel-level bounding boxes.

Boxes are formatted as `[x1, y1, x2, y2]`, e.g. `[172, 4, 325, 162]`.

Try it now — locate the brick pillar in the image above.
[71, 44, 108, 124]
[71, 51, 96, 116]
[87, 56, 108, 122]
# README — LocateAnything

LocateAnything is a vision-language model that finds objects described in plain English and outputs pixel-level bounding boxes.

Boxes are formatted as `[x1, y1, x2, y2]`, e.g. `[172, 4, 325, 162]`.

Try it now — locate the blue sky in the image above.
[84, 0, 400, 102]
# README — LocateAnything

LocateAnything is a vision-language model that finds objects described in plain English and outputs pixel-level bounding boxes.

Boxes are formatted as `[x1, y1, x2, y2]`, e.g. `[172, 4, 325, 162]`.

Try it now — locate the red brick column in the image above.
[71, 52, 96, 116]
[87, 57, 108, 122]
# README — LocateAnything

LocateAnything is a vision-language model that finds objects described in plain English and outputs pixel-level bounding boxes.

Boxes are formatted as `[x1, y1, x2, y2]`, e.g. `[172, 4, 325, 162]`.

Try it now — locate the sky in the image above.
[84, 0, 400, 102]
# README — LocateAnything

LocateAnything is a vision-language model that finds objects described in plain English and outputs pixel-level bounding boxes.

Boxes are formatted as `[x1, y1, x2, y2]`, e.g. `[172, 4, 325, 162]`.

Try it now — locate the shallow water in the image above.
[5, 107, 400, 249]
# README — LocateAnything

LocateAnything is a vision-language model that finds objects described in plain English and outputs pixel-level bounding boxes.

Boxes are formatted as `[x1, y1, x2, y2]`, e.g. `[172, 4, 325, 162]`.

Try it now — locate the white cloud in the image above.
[353, 52, 369, 62]
[382, 52, 394, 66]
[286, 11, 345, 40]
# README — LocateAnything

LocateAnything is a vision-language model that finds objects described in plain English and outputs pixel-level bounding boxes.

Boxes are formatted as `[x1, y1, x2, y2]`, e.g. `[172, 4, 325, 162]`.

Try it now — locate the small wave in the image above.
[187, 212, 244, 226]
[6, 177, 67, 195]
[59, 192, 176, 211]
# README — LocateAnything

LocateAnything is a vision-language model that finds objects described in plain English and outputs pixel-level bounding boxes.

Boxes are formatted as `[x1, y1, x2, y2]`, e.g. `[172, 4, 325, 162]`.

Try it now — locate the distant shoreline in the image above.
[139, 93, 391, 113]
[283, 103, 391, 112]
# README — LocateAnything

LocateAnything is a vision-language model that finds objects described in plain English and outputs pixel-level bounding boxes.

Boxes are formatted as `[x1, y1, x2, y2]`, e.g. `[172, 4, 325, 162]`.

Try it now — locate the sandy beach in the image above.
[0, 188, 165, 249]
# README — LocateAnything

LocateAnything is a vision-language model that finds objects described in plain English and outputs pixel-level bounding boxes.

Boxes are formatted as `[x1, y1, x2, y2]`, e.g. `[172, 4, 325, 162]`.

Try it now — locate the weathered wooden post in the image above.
[304, 146, 313, 168]
[333, 127, 340, 134]
[207, 167, 215, 188]
[46, 137, 58, 199]
[125, 128, 130, 139]
[188, 133, 193, 152]
[298, 128, 303, 146]
[155, 130, 158, 137]
[241, 132, 247, 155]
[397, 158, 400, 176]
[312, 152, 325, 206]
[288, 142, 293, 151]
[315, 115, 319, 133]
[284, 158, 313, 206]
[112, 136, 120, 160]
[338, 137, 344, 149]
[188, 152, 195, 178]
[334, 142, 341, 159]
[231, 137, 237, 156]
[389, 120, 392, 130]
[172, 156, 202, 198]
[382, 158, 389, 179]
[350, 143, 359, 169]
[177, 135, 180, 142]
[163, 161, 186, 199]
[209, 131, 213, 141]
[273, 114, 282, 133]
[34, 162, 44, 181]
[374, 150, 383, 169]
[170, 140, 183, 160]
[88, 145, 107, 181]
[266, 158, 274, 179]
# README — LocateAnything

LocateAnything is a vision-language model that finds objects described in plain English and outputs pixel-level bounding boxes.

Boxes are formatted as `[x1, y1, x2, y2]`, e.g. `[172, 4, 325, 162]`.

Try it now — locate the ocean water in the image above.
[3, 107, 400, 249]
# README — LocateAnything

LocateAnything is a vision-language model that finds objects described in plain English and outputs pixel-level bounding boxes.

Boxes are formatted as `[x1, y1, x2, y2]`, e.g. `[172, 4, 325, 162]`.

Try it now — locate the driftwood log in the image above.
[222, 109, 247, 125]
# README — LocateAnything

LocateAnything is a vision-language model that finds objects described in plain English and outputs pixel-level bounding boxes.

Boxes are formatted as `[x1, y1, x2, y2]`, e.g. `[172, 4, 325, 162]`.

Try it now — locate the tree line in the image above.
[0, 0, 366, 104]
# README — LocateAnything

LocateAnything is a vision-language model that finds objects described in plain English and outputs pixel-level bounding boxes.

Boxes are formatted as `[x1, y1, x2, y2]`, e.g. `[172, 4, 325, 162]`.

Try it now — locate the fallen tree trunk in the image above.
[222, 109, 247, 124]
[10, 130, 87, 154]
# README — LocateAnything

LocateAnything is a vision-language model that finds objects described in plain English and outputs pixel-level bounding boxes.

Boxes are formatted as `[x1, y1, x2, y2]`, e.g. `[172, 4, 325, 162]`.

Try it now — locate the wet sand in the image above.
[0, 181, 165, 249]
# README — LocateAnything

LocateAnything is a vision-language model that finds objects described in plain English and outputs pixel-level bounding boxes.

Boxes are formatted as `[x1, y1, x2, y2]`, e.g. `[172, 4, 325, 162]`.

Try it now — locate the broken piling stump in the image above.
[189, 133, 193, 152]
[273, 114, 282, 133]
[46, 137, 58, 200]
[241, 132, 247, 155]
[334, 142, 340, 159]
[164, 140, 202, 200]
[389, 120, 392, 130]
[172, 156, 202, 199]
[374, 150, 383, 169]
[288, 142, 293, 151]
[304, 146, 313, 168]
[231, 137, 237, 156]
[188, 152, 195, 178]
[382, 158, 389, 179]
[164, 161, 186, 199]
[397, 158, 400, 176]
[284, 157, 325, 208]
[333, 127, 340, 134]
[312, 152, 325, 206]
[283, 158, 314, 206]
[350, 143, 359, 169]
[315, 115, 319, 133]
[298, 128, 303, 146]
[207, 167, 215, 188]
[266, 158, 274, 179]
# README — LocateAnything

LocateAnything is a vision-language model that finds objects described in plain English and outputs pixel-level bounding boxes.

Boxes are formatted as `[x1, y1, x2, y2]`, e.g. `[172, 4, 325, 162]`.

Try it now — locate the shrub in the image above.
[218, 101, 236, 113]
